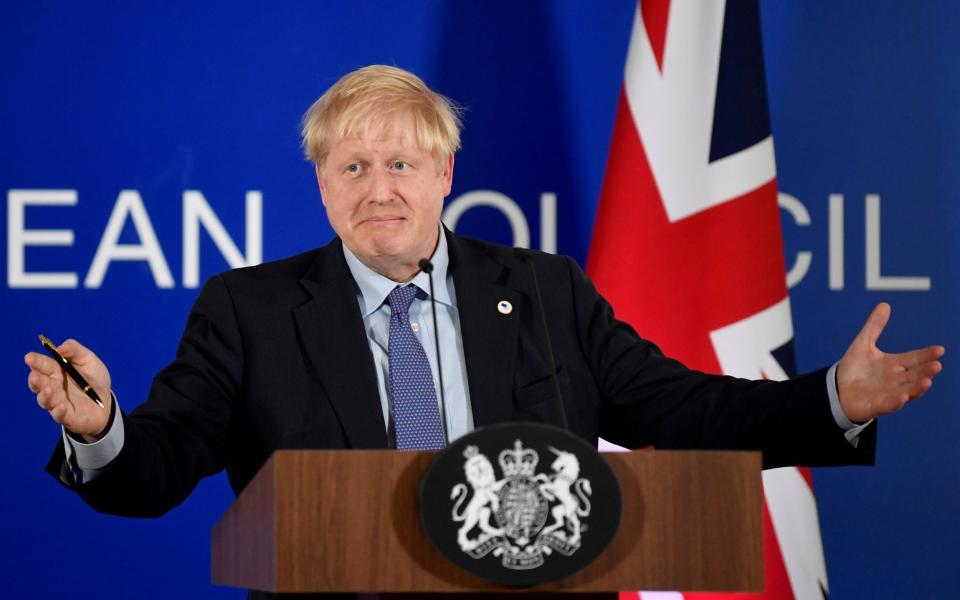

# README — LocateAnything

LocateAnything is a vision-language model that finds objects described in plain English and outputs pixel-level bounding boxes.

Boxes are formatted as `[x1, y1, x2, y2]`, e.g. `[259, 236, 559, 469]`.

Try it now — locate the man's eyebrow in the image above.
[388, 147, 421, 158]
[337, 152, 368, 163]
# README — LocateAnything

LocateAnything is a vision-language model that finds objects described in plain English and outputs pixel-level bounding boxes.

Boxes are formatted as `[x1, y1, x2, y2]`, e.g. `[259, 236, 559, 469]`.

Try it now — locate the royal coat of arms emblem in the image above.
[450, 440, 593, 570]
[419, 422, 621, 586]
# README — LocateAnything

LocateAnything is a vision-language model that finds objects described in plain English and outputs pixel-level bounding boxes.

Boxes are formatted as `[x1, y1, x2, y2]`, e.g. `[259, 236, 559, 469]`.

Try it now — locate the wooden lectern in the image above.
[212, 449, 763, 595]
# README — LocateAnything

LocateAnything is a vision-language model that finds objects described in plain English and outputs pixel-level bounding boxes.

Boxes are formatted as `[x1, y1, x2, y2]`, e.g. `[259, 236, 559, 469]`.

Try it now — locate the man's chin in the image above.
[352, 241, 419, 274]
[365, 236, 409, 258]
[347, 227, 437, 275]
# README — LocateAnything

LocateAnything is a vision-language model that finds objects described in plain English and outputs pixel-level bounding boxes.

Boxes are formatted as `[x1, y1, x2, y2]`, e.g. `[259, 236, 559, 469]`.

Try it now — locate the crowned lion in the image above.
[450, 447, 506, 551]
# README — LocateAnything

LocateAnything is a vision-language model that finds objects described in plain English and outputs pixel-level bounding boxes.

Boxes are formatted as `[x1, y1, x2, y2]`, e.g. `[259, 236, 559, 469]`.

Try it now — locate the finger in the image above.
[58, 339, 94, 365]
[887, 370, 934, 398]
[24, 352, 63, 379]
[27, 370, 44, 394]
[38, 380, 84, 429]
[900, 358, 942, 378]
[856, 302, 891, 348]
[36, 389, 51, 410]
[888, 362, 940, 396]
[26, 370, 58, 394]
[49, 401, 69, 424]
[893, 345, 946, 368]
[902, 377, 934, 402]
[914, 360, 943, 379]
[36, 384, 66, 411]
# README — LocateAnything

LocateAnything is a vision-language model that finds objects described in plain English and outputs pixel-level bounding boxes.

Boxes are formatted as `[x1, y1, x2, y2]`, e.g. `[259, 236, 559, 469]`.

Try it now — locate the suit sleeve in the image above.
[564, 258, 875, 469]
[45, 275, 244, 517]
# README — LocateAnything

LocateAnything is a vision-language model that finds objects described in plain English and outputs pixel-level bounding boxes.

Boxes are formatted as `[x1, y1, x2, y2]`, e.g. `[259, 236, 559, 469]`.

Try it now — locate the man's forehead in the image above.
[336, 111, 421, 148]
[327, 137, 427, 166]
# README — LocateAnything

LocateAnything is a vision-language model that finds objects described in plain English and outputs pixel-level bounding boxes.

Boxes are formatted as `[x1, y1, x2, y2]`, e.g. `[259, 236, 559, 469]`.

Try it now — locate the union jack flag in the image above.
[589, 1, 828, 599]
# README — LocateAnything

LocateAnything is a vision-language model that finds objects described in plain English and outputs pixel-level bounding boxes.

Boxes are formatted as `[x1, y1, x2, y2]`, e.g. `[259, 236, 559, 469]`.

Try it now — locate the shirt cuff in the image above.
[826, 362, 873, 447]
[62, 391, 124, 477]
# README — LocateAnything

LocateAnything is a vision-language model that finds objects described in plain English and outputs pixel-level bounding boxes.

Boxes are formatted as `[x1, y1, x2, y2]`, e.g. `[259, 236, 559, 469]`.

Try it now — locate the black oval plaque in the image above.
[419, 422, 623, 587]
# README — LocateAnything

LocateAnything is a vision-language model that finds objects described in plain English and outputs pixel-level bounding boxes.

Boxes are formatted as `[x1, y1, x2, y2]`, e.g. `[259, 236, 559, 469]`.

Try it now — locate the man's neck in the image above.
[374, 261, 421, 283]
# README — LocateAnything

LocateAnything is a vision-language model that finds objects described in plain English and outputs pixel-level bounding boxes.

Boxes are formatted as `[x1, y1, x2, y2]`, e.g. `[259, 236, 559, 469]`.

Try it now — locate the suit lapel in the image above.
[293, 240, 388, 449]
[448, 232, 521, 429]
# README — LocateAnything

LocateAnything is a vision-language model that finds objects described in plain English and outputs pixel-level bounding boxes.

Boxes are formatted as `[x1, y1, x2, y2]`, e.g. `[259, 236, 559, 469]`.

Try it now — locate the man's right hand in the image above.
[25, 339, 113, 443]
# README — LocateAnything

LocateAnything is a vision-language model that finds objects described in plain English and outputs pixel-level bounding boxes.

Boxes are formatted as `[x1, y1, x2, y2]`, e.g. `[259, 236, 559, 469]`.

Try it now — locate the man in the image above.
[25, 66, 943, 520]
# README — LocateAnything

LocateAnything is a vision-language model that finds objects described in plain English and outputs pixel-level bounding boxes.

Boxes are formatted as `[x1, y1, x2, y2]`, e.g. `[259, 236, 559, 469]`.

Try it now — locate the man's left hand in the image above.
[837, 302, 945, 423]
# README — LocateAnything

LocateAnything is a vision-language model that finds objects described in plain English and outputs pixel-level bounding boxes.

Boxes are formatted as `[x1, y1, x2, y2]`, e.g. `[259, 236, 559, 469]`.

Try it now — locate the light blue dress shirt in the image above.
[341, 228, 474, 446]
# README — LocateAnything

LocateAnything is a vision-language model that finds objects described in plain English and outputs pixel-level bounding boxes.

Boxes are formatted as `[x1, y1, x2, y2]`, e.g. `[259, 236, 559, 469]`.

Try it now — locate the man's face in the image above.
[316, 112, 454, 279]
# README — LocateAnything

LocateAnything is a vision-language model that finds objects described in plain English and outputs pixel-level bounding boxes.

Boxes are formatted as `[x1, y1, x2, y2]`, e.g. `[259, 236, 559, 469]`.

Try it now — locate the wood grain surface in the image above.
[212, 449, 762, 594]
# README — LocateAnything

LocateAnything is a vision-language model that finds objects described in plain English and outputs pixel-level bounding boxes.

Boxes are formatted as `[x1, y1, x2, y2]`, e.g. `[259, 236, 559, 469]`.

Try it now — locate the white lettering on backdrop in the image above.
[5, 189, 930, 291]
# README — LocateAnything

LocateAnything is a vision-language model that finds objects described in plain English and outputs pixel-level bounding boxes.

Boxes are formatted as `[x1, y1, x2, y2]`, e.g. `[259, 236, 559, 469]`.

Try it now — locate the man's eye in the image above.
[346, 163, 361, 174]
[392, 160, 408, 170]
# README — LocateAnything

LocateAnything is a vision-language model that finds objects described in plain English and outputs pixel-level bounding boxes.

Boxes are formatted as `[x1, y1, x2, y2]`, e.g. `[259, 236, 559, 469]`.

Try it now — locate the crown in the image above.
[463, 445, 480, 459]
[498, 439, 538, 477]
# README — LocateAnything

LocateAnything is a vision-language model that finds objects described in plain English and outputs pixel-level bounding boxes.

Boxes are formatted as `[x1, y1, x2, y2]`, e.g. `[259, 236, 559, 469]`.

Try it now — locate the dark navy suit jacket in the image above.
[47, 230, 875, 517]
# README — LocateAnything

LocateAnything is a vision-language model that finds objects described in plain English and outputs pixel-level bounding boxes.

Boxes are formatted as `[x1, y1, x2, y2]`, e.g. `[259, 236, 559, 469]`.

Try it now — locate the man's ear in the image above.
[315, 165, 328, 207]
[442, 153, 455, 196]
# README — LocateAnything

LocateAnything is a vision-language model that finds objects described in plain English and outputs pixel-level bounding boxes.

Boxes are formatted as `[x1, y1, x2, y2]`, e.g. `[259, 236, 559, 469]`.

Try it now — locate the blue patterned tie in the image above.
[388, 285, 446, 450]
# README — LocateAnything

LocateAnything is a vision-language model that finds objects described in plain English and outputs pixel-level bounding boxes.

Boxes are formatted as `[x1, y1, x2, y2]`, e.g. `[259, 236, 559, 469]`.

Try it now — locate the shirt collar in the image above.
[342, 225, 453, 318]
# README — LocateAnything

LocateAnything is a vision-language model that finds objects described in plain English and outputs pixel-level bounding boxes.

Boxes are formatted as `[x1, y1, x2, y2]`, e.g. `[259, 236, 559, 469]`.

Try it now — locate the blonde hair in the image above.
[301, 65, 462, 168]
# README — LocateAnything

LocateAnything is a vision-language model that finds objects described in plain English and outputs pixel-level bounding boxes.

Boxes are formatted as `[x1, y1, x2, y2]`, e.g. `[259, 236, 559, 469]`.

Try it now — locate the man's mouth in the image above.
[361, 215, 405, 224]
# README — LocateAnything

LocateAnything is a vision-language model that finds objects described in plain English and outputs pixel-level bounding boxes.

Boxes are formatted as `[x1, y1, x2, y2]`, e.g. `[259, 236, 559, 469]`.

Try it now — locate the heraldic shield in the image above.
[419, 422, 623, 587]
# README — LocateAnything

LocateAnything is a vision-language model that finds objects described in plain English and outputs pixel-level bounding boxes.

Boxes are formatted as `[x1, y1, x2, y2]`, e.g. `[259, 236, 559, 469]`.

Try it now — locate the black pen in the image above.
[38, 334, 105, 408]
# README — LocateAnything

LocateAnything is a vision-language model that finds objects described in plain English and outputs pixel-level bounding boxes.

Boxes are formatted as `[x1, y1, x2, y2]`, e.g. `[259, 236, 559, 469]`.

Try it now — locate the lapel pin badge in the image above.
[497, 300, 513, 315]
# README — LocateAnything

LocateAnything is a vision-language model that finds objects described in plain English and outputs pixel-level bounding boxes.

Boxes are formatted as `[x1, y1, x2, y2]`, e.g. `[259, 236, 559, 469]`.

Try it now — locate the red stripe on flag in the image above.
[797, 466, 814, 490]
[640, 0, 671, 72]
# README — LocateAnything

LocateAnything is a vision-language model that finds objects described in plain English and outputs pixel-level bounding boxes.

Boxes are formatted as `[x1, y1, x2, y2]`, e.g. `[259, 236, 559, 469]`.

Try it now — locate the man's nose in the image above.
[368, 166, 395, 202]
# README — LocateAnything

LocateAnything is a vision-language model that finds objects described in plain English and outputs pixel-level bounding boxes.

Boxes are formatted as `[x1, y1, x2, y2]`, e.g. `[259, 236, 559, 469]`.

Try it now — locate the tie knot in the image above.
[388, 285, 419, 317]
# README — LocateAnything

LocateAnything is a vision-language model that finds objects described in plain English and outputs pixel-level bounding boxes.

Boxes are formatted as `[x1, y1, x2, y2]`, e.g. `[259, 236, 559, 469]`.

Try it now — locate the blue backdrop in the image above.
[2, 2, 955, 597]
